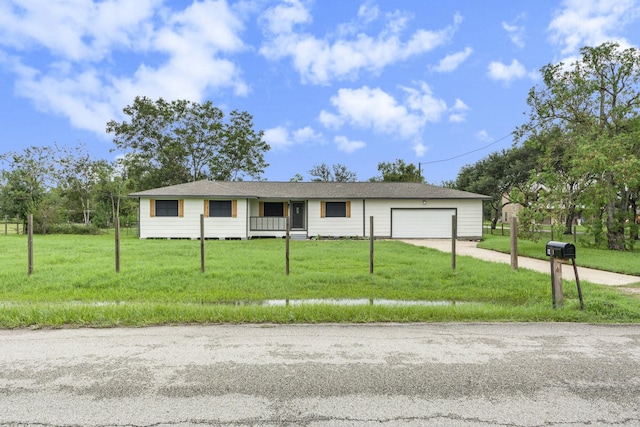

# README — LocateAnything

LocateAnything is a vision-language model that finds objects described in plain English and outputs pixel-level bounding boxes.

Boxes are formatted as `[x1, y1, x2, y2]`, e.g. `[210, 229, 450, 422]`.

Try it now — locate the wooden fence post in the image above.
[27, 214, 33, 275]
[285, 217, 290, 276]
[550, 256, 564, 308]
[510, 216, 518, 270]
[4, 215, 7, 236]
[115, 217, 120, 273]
[369, 216, 374, 274]
[451, 215, 457, 271]
[200, 214, 205, 273]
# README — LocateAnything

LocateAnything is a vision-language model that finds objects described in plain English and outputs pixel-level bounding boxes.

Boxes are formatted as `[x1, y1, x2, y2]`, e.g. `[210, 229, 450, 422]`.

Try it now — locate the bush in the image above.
[44, 223, 103, 235]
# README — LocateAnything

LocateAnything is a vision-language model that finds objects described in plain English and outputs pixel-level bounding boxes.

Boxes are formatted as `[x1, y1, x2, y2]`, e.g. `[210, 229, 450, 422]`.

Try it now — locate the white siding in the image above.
[137, 197, 484, 240]
[139, 197, 248, 239]
[363, 199, 484, 239]
[307, 200, 365, 237]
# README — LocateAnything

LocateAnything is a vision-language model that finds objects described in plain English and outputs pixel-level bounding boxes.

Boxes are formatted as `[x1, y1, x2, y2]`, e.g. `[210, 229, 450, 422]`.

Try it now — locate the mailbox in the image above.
[546, 241, 576, 259]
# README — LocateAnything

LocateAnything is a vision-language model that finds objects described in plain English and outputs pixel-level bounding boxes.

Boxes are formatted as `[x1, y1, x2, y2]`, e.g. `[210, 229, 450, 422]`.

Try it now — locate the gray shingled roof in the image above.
[129, 180, 491, 200]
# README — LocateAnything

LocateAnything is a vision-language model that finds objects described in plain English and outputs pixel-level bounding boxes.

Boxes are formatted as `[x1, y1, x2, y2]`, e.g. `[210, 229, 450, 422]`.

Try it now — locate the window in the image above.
[263, 202, 284, 217]
[209, 200, 232, 217]
[155, 200, 179, 217]
[325, 202, 347, 217]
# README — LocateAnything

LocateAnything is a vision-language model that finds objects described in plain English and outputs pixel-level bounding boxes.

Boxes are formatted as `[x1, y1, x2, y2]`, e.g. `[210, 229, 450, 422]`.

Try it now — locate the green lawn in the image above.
[1, 234, 639, 327]
[478, 233, 640, 276]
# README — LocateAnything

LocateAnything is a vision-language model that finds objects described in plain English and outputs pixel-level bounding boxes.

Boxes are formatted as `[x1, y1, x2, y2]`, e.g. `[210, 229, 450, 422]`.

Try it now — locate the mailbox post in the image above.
[545, 241, 583, 309]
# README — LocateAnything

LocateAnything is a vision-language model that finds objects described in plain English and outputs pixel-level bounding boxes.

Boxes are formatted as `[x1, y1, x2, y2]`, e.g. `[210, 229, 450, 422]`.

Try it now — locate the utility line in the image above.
[420, 132, 513, 165]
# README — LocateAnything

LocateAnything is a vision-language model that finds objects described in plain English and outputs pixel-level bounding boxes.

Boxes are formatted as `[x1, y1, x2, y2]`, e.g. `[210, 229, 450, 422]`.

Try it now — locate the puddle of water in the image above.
[263, 299, 468, 307]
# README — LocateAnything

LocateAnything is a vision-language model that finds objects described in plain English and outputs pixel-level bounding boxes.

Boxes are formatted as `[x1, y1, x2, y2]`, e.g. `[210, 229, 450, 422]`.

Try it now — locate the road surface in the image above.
[1, 323, 639, 426]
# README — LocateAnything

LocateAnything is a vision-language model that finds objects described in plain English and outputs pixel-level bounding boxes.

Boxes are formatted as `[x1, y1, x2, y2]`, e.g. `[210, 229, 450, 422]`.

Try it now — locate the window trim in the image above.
[150, 199, 183, 217]
[204, 199, 238, 218]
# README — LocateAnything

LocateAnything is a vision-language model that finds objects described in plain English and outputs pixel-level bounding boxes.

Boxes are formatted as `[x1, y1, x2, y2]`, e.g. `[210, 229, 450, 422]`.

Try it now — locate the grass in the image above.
[0, 233, 639, 328]
[478, 233, 640, 276]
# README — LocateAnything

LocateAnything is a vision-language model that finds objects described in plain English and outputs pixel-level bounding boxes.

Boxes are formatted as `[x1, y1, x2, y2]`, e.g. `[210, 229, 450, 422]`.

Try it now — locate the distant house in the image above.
[128, 181, 491, 240]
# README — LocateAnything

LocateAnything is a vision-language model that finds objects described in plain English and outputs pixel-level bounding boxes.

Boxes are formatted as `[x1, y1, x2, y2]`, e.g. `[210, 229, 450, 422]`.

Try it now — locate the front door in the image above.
[291, 202, 305, 229]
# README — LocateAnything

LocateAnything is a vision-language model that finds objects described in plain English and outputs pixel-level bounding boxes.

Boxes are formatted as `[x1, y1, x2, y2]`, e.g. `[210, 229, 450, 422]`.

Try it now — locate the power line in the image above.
[420, 132, 513, 165]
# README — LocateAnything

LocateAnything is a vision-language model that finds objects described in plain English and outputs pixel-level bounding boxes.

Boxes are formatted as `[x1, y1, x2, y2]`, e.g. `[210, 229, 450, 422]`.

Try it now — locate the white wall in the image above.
[307, 199, 365, 237]
[139, 198, 248, 239]
[363, 199, 484, 238]
[138, 197, 484, 239]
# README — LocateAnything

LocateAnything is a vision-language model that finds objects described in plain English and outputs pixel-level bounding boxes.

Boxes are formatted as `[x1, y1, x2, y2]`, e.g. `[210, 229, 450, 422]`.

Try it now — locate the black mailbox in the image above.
[546, 241, 576, 259]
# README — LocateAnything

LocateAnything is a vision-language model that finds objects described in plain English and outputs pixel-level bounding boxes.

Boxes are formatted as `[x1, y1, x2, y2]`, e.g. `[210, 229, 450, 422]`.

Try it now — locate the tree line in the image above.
[450, 43, 640, 250]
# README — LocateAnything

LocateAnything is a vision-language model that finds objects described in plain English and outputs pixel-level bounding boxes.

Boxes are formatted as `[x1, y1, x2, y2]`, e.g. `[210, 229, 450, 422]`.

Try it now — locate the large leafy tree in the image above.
[517, 42, 640, 250]
[107, 97, 270, 189]
[454, 146, 539, 229]
[371, 159, 423, 182]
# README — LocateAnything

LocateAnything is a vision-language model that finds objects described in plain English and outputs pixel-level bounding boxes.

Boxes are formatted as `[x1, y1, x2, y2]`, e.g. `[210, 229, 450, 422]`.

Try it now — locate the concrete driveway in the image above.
[1, 323, 640, 426]
[402, 239, 640, 287]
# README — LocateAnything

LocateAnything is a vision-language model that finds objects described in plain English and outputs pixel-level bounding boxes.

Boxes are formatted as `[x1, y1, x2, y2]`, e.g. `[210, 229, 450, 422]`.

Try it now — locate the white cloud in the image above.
[476, 130, 491, 142]
[263, 126, 293, 149]
[357, 1, 380, 24]
[502, 15, 526, 48]
[448, 98, 469, 123]
[413, 142, 428, 157]
[260, 4, 462, 84]
[263, 125, 323, 150]
[402, 82, 447, 123]
[320, 86, 424, 138]
[548, 0, 640, 55]
[487, 59, 536, 83]
[0, 0, 160, 62]
[0, 0, 250, 136]
[319, 83, 453, 156]
[432, 47, 472, 72]
[260, 0, 311, 34]
[334, 135, 366, 153]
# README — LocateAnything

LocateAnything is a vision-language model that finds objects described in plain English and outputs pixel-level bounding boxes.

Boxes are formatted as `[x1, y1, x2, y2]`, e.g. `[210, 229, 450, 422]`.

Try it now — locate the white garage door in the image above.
[391, 209, 456, 238]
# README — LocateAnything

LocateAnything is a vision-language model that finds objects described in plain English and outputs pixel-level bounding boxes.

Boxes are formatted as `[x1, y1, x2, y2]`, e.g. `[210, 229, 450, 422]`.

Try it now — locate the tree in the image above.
[107, 97, 270, 189]
[0, 146, 56, 231]
[308, 163, 357, 182]
[93, 160, 136, 227]
[454, 146, 539, 229]
[371, 159, 423, 182]
[56, 145, 110, 226]
[517, 42, 640, 250]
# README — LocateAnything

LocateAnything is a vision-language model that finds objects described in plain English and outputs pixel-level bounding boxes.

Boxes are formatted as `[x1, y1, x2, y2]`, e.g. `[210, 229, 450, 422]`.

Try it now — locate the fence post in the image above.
[369, 216, 374, 274]
[550, 256, 564, 308]
[28, 214, 33, 275]
[510, 216, 518, 270]
[451, 215, 457, 271]
[115, 217, 120, 273]
[200, 214, 205, 273]
[4, 215, 7, 236]
[285, 217, 290, 276]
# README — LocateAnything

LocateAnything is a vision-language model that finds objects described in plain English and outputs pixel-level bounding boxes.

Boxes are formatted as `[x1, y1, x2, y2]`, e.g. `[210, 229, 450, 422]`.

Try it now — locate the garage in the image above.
[391, 208, 456, 238]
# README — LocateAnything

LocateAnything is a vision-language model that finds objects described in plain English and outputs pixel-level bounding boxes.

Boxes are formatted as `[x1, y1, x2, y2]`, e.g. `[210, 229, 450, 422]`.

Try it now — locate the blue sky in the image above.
[1, 0, 639, 184]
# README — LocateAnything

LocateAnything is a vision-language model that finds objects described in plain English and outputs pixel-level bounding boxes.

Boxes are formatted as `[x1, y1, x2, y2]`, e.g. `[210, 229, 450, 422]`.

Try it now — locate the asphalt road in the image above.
[1, 323, 640, 426]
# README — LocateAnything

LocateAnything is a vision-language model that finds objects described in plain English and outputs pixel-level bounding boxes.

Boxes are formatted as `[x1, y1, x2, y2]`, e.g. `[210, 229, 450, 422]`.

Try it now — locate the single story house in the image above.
[128, 180, 491, 240]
